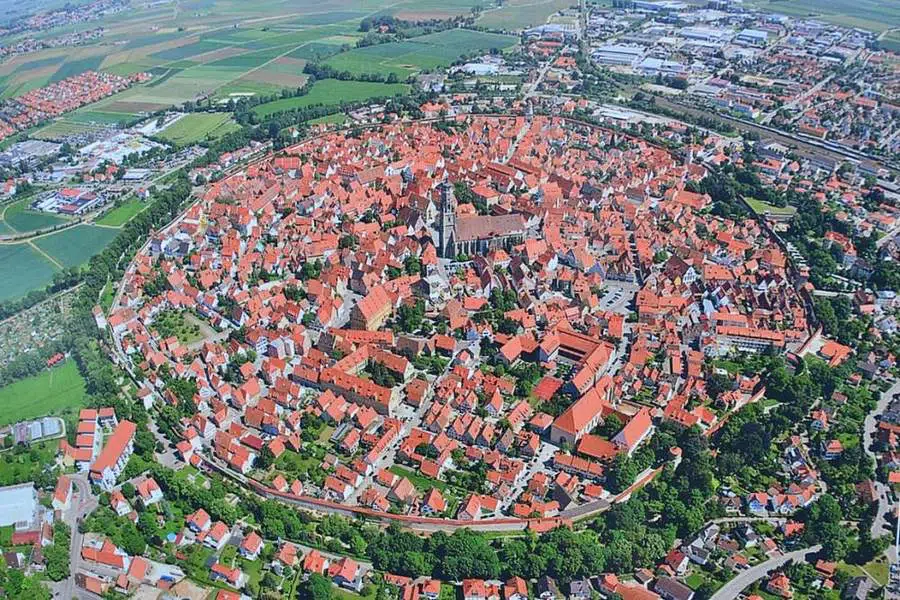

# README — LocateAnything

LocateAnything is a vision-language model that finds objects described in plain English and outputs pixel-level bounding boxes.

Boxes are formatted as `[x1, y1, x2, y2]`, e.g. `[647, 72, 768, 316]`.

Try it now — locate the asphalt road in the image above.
[50, 473, 99, 600]
[864, 379, 900, 543]
[709, 545, 821, 600]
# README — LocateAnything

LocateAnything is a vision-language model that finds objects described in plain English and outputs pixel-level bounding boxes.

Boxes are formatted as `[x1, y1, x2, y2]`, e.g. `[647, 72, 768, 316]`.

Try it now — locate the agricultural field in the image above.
[0, 196, 70, 234]
[0, 244, 59, 301]
[323, 29, 518, 78]
[0, 359, 86, 427]
[745, 0, 900, 32]
[0, 221, 119, 300]
[880, 31, 900, 53]
[33, 224, 119, 268]
[31, 119, 110, 141]
[0, 0, 497, 126]
[252, 79, 409, 117]
[477, 0, 578, 30]
[157, 112, 242, 146]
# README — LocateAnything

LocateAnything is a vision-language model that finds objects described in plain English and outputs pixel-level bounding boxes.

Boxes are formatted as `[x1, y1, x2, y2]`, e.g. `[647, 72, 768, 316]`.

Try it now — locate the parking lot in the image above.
[598, 282, 638, 313]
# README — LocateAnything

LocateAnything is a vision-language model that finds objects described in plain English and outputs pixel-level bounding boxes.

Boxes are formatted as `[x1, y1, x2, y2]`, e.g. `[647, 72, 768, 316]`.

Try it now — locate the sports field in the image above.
[252, 79, 409, 117]
[0, 360, 86, 427]
[157, 112, 242, 146]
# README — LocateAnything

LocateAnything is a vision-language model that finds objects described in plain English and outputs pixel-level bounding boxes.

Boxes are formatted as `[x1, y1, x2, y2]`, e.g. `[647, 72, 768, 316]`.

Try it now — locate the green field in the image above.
[0, 243, 59, 301]
[746, 0, 900, 32]
[0, 360, 86, 427]
[252, 79, 409, 117]
[34, 224, 119, 268]
[477, 0, 575, 30]
[1, 196, 70, 233]
[308, 112, 347, 125]
[323, 29, 518, 77]
[158, 112, 242, 146]
[0, 1, 510, 128]
[96, 198, 147, 226]
[32, 119, 107, 141]
[745, 197, 797, 217]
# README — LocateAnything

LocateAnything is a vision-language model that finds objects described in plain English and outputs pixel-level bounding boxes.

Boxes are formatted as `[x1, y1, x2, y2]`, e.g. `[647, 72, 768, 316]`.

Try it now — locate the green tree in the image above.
[300, 573, 333, 600]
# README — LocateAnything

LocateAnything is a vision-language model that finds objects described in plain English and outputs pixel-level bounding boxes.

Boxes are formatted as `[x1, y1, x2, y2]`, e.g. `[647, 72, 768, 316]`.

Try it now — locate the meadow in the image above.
[0, 360, 86, 427]
[157, 112, 242, 146]
[251, 79, 409, 117]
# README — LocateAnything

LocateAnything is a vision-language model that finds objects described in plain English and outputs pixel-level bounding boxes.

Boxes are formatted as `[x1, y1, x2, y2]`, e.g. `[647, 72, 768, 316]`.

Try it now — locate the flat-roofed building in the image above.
[0, 483, 38, 530]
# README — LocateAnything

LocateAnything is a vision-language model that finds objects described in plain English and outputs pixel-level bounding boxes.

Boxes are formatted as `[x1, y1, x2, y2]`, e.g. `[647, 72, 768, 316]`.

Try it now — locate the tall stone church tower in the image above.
[437, 180, 456, 259]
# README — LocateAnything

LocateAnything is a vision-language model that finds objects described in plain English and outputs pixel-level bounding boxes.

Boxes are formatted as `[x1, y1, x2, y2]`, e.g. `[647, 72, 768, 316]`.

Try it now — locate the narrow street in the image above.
[709, 545, 821, 600]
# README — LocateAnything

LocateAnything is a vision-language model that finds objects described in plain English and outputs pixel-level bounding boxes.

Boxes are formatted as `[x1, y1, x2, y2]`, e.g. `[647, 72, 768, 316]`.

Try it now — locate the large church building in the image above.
[435, 181, 526, 259]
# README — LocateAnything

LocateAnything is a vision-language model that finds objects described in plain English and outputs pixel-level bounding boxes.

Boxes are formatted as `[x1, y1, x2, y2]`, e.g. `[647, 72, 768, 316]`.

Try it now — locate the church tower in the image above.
[437, 180, 456, 259]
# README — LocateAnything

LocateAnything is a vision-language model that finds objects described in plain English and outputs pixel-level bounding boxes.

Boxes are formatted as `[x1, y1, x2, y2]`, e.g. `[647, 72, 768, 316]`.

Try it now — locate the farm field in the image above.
[96, 198, 147, 226]
[0, 196, 70, 234]
[0, 0, 500, 125]
[323, 29, 517, 77]
[745, 0, 900, 32]
[32, 119, 110, 141]
[0, 360, 86, 427]
[33, 224, 119, 268]
[251, 79, 409, 117]
[157, 112, 242, 146]
[477, 0, 577, 30]
[0, 243, 59, 301]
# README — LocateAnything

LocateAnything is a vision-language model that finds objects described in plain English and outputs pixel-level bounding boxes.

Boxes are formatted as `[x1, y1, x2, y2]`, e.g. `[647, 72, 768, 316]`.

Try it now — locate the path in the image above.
[709, 545, 821, 600]
[27, 239, 64, 268]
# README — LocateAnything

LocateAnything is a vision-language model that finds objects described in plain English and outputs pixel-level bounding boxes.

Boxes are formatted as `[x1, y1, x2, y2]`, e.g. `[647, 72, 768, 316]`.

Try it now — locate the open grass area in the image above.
[324, 29, 517, 77]
[0, 360, 86, 427]
[389, 464, 449, 493]
[157, 112, 241, 146]
[745, 0, 900, 32]
[96, 198, 147, 226]
[745, 197, 797, 217]
[1, 196, 70, 233]
[34, 224, 119, 268]
[32, 119, 108, 141]
[0, 243, 59, 301]
[252, 79, 409, 117]
[308, 112, 348, 126]
[477, 0, 575, 30]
